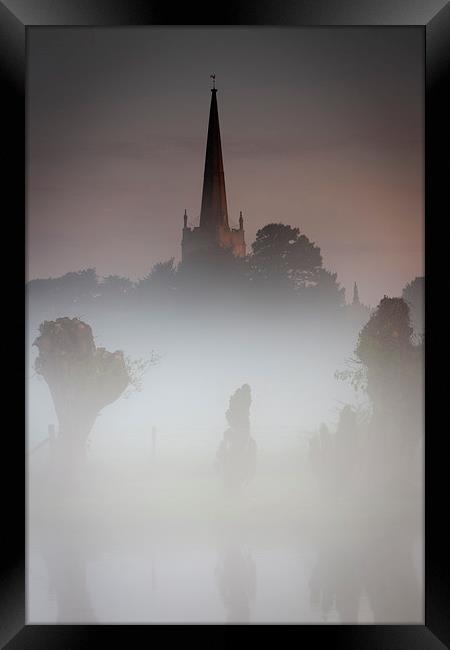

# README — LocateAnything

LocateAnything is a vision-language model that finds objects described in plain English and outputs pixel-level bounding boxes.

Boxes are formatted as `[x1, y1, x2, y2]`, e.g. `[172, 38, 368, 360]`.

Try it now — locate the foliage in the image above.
[336, 297, 415, 403]
[28, 268, 99, 304]
[33, 317, 133, 440]
[250, 223, 322, 288]
[124, 351, 160, 393]
[334, 358, 368, 393]
[137, 258, 177, 292]
[27, 222, 350, 314]
[305, 268, 346, 308]
[99, 274, 134, 297]
[402, 276, 424, 337]
[356, 296, 413, 368]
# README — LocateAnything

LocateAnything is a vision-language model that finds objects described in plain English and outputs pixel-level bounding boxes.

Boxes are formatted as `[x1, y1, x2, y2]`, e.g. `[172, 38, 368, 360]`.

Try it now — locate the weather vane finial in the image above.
[210, 73, 216, 89]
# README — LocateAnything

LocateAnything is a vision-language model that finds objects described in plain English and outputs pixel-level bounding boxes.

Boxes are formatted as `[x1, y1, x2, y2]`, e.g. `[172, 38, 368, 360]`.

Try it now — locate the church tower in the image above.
[181, 78, 246, 262]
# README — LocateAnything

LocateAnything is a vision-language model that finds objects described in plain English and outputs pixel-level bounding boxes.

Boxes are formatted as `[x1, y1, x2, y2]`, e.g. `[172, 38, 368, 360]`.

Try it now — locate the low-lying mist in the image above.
[27, 289, 423, 624]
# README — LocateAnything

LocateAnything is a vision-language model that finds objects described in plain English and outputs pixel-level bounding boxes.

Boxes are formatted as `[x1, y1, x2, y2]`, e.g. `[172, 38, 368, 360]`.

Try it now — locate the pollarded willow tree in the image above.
[33, 317, 140, 462]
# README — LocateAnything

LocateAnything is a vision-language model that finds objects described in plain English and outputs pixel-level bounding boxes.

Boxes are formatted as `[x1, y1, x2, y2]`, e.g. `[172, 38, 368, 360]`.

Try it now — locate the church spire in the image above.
[352, 282, 360, 305]
[181, 81, 246, 261]
[199, 77, 229, 232]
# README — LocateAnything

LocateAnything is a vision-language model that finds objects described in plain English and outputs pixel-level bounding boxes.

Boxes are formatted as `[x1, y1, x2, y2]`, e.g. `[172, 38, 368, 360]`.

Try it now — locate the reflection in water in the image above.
[34, 525, 97, 623]
[28, 447, 423, 624]
[309, 537, 361, 622]
[216, 544, 257, 623]
[363, 527, 422, 623]
[309, 521, 422, 623]
[27, 279, 424, 623]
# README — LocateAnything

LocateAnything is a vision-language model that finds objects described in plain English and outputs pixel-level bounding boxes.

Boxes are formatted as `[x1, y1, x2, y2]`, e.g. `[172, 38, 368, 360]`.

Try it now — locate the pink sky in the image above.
[28, 27, 424, 306]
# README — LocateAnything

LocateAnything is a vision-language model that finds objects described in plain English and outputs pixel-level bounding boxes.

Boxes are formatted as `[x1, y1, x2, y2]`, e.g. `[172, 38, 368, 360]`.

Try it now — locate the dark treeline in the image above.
[27, 224, 424, 332]
[25, 223, 388, 370]
[27, 223, 351, 316]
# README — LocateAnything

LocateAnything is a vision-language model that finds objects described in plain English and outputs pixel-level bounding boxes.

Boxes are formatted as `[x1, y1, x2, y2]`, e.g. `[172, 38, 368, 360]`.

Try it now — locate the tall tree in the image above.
[250, 223, 322, 289]
[355, 296, 422, 450]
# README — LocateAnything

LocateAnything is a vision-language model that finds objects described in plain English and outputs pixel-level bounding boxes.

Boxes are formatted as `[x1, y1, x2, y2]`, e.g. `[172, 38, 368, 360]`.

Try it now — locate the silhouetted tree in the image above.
[34, 317, 130, 465]
[27, 277, 57, 301]
[303, 268, 346, 308]
[225, 383, 251, 434]
[250, 223, 322, 289]
[355, 296, 423, 481]
[356, 296, 413, 406]
[216, 384, 257, 491]
[335, 296, 423, 496]
[27, 269, 99, 318]
[98, 274, 134, 299]
[138, 258, 177, 293]
[53, 268, 99, 304]
[133, 259, 178, 312]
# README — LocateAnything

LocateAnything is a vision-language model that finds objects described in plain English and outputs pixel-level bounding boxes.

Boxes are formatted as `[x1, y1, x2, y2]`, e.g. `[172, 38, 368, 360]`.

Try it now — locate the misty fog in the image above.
[26, 287, 423, 624]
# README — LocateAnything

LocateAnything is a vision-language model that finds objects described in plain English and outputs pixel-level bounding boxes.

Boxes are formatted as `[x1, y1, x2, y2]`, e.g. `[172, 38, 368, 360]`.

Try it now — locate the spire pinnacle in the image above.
[181, 83, 246, 261]
[199, 80, 228, 231]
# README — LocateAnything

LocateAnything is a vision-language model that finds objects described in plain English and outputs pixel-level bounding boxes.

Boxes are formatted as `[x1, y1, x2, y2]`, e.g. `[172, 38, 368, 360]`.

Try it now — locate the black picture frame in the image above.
[2, 0, 449, 646]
